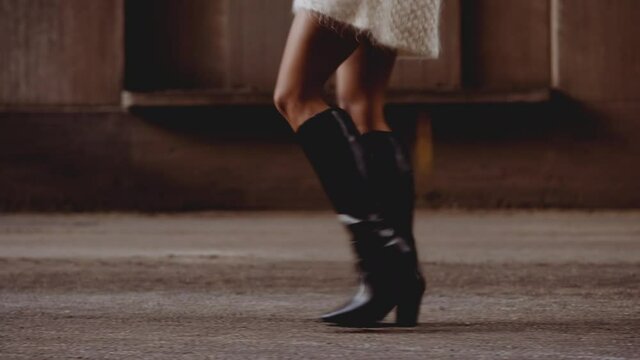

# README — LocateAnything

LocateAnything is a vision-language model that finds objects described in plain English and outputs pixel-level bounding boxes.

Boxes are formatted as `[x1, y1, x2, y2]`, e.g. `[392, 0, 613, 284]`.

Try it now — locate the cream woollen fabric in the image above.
[292, 0, 443, 58]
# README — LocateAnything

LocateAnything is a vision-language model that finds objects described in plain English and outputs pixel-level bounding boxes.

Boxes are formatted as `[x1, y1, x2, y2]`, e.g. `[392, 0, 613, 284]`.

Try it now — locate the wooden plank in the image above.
[229, 0, 292, 92]
[122, 88, 550, 108]
[0, 105, 123, 114]
[556, 0, 640, 101]
[227, 0, 245, 88]
[390, 0, 462, 91]
[124, 0, 227, 91]
[550, 0, 560, 88]
[240, 0, 263, 91]
[0, 0, 124, 105]
[461, 0, 550, 89]
[413, 111, 435, 205]
[264, 0, 294, 91]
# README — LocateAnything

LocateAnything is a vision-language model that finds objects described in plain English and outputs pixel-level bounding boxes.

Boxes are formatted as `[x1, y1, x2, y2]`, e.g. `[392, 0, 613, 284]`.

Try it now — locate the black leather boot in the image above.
[294, 108, 420, 326]
[360, 130, 426, 326]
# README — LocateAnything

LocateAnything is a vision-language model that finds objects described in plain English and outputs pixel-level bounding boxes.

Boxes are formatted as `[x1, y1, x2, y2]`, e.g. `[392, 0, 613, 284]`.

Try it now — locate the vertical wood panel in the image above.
[264, 0, 293, 90]
[0, 0, 123, 105]
[556, 0, 640, 101]
[461, 0, 550, 89]
[390, 0, 462, 92]
[125, 0, 227, 91]
[227, 0, 245, 89]
[228, 0, 292, 92]
[239, 0, 262, 90]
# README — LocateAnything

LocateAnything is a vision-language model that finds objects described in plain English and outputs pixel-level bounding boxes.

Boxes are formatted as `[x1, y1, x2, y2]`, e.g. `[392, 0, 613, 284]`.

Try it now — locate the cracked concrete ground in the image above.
[1, 210, 639, 359]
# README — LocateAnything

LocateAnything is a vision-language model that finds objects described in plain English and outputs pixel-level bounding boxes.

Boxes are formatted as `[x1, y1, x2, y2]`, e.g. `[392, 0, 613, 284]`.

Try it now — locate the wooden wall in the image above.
[423, 0, 640, 208]
[555, 0, 640, 102]
[7, 0, 618, 105]
[125, 0, 228, 91]
[123, 0, 463, 93]
[553, 0, 640, 203]
[1, 0, 640, 210]
[125, 0, 294, 92]
[461, 0, 550, 89]
[226, 0, 293, 92]
[0, 0, 124, 106]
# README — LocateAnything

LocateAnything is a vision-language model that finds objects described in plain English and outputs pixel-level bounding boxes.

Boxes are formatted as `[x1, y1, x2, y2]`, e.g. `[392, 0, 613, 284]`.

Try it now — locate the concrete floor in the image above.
[1, 210, 639, 359]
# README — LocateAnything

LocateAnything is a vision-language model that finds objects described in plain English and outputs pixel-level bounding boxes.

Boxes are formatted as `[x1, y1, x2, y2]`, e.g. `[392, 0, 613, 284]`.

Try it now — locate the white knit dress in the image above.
[292, 0, 443, 58]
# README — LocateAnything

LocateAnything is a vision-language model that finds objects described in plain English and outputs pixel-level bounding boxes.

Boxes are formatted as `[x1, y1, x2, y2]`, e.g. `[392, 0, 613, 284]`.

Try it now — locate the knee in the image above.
[273, 85, 327, 131]
[337, 93, 371, 115]
[337, 92, 377, 131]
[273, 85, 312, 121]
[273, 86, 295, 119]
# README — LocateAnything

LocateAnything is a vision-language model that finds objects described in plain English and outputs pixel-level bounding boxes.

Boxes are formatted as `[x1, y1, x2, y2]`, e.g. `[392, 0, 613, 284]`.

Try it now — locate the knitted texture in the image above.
[292, 0, 442, 58]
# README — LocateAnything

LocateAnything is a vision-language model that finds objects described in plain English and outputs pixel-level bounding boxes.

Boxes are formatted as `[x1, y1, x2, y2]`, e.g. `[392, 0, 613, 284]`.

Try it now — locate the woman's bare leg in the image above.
[274, 11, 360, 131]
[337, 41, 424, 326]
[336, 41, 398, 133]
[274, 13, 424, 327]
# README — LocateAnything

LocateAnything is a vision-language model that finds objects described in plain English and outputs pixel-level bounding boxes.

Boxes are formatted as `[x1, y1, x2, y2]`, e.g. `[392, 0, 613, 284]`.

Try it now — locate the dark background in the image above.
[1, 0, 639, 211]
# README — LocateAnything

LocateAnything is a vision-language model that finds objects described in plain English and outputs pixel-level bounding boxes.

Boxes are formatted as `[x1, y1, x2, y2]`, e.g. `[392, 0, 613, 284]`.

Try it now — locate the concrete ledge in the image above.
[122, 88, 551, 109]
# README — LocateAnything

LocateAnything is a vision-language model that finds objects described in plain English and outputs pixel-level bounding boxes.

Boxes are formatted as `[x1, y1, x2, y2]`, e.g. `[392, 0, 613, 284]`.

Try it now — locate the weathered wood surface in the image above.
[555, 0, 640, 101]
[122, 88, 551, 108]
[125, 0, 461, 93]
[0, 0, 124, 105]
[125, 0, 227, 91]
[461, 0, 550, 89]
[226, 0, 292, 92]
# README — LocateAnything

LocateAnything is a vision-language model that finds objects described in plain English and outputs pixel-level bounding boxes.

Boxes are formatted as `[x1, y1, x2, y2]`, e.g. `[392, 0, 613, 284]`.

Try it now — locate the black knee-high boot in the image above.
[295, 108, 422, 326]
[360, 130, 426, 325]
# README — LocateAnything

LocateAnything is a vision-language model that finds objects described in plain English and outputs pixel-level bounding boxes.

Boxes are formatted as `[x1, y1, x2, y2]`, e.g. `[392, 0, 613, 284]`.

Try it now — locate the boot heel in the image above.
[395, 276, 425, 327]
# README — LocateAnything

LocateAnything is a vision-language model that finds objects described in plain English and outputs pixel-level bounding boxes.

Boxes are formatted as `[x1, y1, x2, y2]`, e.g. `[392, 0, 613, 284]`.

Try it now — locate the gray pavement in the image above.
[1, 210, 639, 359]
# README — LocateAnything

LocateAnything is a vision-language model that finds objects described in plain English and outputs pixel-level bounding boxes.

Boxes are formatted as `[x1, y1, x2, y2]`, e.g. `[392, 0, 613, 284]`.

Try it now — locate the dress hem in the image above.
[292, 6, 441, 59]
